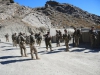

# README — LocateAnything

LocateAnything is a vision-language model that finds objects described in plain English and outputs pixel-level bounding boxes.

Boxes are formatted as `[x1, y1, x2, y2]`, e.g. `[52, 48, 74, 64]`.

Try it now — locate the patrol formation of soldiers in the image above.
[4, 26, 99, 60]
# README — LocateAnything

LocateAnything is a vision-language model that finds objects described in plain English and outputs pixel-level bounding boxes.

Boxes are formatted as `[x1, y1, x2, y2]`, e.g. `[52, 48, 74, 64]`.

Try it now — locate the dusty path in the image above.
[0, 39, 100, 75]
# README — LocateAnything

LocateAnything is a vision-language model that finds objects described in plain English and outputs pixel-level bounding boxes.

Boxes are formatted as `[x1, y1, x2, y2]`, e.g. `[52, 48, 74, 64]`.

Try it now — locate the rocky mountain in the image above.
[0, 0, 100, 37]
[36, 1, 100, 28]
[0, 0, 51, 37]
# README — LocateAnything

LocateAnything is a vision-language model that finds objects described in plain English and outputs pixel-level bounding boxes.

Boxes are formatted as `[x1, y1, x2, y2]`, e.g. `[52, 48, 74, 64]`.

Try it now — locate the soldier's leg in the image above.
[76, 39, 78, 47]
[77, 37, 79, 46]
[58, 39, 60, 46]
[23, 44, 27, 57]
[7, 38, 9, 42]
[33, 46, 40, 59]
[75, 37, 77, 47]
[13, 40, 16, 47]
[38, 40, 41, 46]
[36, 39, 38, 45]
[15, 40, 17, 47]
[56, 40, 58, 47]
[12, 40, 14, 46]
[45, 42, 48, 51]
[65, 42, 69, 51]
[30, 45, 34, 59]
[6, 38, 7, 42]
[20, 45, 24, 56]
[48, 42, 52, 51]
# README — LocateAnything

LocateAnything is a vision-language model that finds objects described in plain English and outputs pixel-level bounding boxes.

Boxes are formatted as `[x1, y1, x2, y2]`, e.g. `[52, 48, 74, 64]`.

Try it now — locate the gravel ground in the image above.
[0, 38, 100, 75]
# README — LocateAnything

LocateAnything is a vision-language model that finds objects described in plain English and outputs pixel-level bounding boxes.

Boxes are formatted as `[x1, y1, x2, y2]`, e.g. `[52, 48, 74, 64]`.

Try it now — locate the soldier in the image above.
[35, 33, 38, 45]
[5, 33, 9, 42]
[44, 32, 53, 52]
[12, 33, 17, 47]
[29, 32, 40, 60]
[25, 35, 30, 45]
[58, 30, 63, 42]
[56, 30, 60, 47]
[37, 32, 42, 46]
[89, 26, 98, 48]
[18, 32, 27, 57]
[63, 29, 71, 51]
[73, 28, 81, 47]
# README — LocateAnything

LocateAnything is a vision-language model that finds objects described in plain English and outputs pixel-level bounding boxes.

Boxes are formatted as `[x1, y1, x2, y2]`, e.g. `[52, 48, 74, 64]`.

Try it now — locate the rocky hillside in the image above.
[0, 0, 51, 37]
[0, 0, 100, 37]
[36, 1, 100, 28]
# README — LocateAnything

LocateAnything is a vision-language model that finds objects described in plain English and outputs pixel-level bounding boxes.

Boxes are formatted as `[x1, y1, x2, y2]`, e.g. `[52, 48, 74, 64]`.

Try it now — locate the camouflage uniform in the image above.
[5, 33, 9, 42]
[12, 33, 17, 47]
[58, 30, 63, 42]
[63, 30, 71, 51]
[45, 32, 52, 51]
[18, 33, 27, 57]
[30, 32, 40, 60]
[73, 28, 81, 47]
[56, 30, 60, 47]
[37, 33, 42, 46]
[89, 26, 98, 48]
[35, 33, 38, 45]
[25, 35, 30, 45]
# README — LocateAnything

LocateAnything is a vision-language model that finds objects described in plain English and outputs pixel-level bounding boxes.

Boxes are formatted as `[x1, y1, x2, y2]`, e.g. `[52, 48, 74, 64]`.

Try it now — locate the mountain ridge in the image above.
[35, 1, 100, 28]
[0, 0, 100, 37]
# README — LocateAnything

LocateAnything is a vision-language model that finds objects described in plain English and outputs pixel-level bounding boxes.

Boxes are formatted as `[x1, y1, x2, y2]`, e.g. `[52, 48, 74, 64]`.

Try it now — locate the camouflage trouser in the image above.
[37, 39, 42, 46]
[13, 40, 17, 47]
[65, 42, 69, 51]
[65, 38, 69, 51]
[30, 43, 39, 59]
[74, 36, 79, 47]
[36, 39, 38, 45]
[45, 41, 52, 51]
[6, 37, 9, 42]
[90, 35, 96, 48]
[19, 42, 27, 57]
[56, 39, 60, 47]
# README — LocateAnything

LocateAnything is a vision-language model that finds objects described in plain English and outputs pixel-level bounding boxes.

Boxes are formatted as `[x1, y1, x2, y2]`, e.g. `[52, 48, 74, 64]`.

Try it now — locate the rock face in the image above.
[0, 0, 51, 37]
[0, 0, 100, 37]
[36, 1, 100, 28]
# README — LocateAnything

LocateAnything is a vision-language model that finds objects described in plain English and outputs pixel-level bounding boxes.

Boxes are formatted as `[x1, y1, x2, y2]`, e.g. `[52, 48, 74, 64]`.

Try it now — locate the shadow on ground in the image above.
[0, 46, 12, 48]
[0, 56, 21, 59]
[2, 47, 19, 51]
[69, 43, 100, 53]
[0, 59, 32, 65]
[0, 42, 13, 45]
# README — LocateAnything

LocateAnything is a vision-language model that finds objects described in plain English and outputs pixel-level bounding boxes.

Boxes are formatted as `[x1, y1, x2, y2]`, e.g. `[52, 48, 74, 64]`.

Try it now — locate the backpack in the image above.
[16, 35, 20, 44]
[37, 35, 42, 40]
[45, 34, 51, 41]
[30, 35, 35, 44]
[77, 29, 81, 35]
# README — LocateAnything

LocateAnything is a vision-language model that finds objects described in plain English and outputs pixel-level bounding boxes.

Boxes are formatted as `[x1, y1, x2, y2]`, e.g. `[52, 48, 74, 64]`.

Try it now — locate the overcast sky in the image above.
[14, 0, 100, 16]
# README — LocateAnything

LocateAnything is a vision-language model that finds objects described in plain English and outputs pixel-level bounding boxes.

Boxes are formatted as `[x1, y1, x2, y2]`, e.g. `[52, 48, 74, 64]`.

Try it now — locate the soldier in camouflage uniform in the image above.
[63, 29, 71, 51]
[89, 26, 98, 48]
[12, 33, 17, 47]
[35, 33, 38, 45]
[56, 30, 60, 47]
[44, 32, 53, 52]
[73, 28, 81, 47]
[18, 32, 27, 57]
[37, 32, 42, 46]
[5, 33, 9, 42]
[30, 32, 40, 60]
